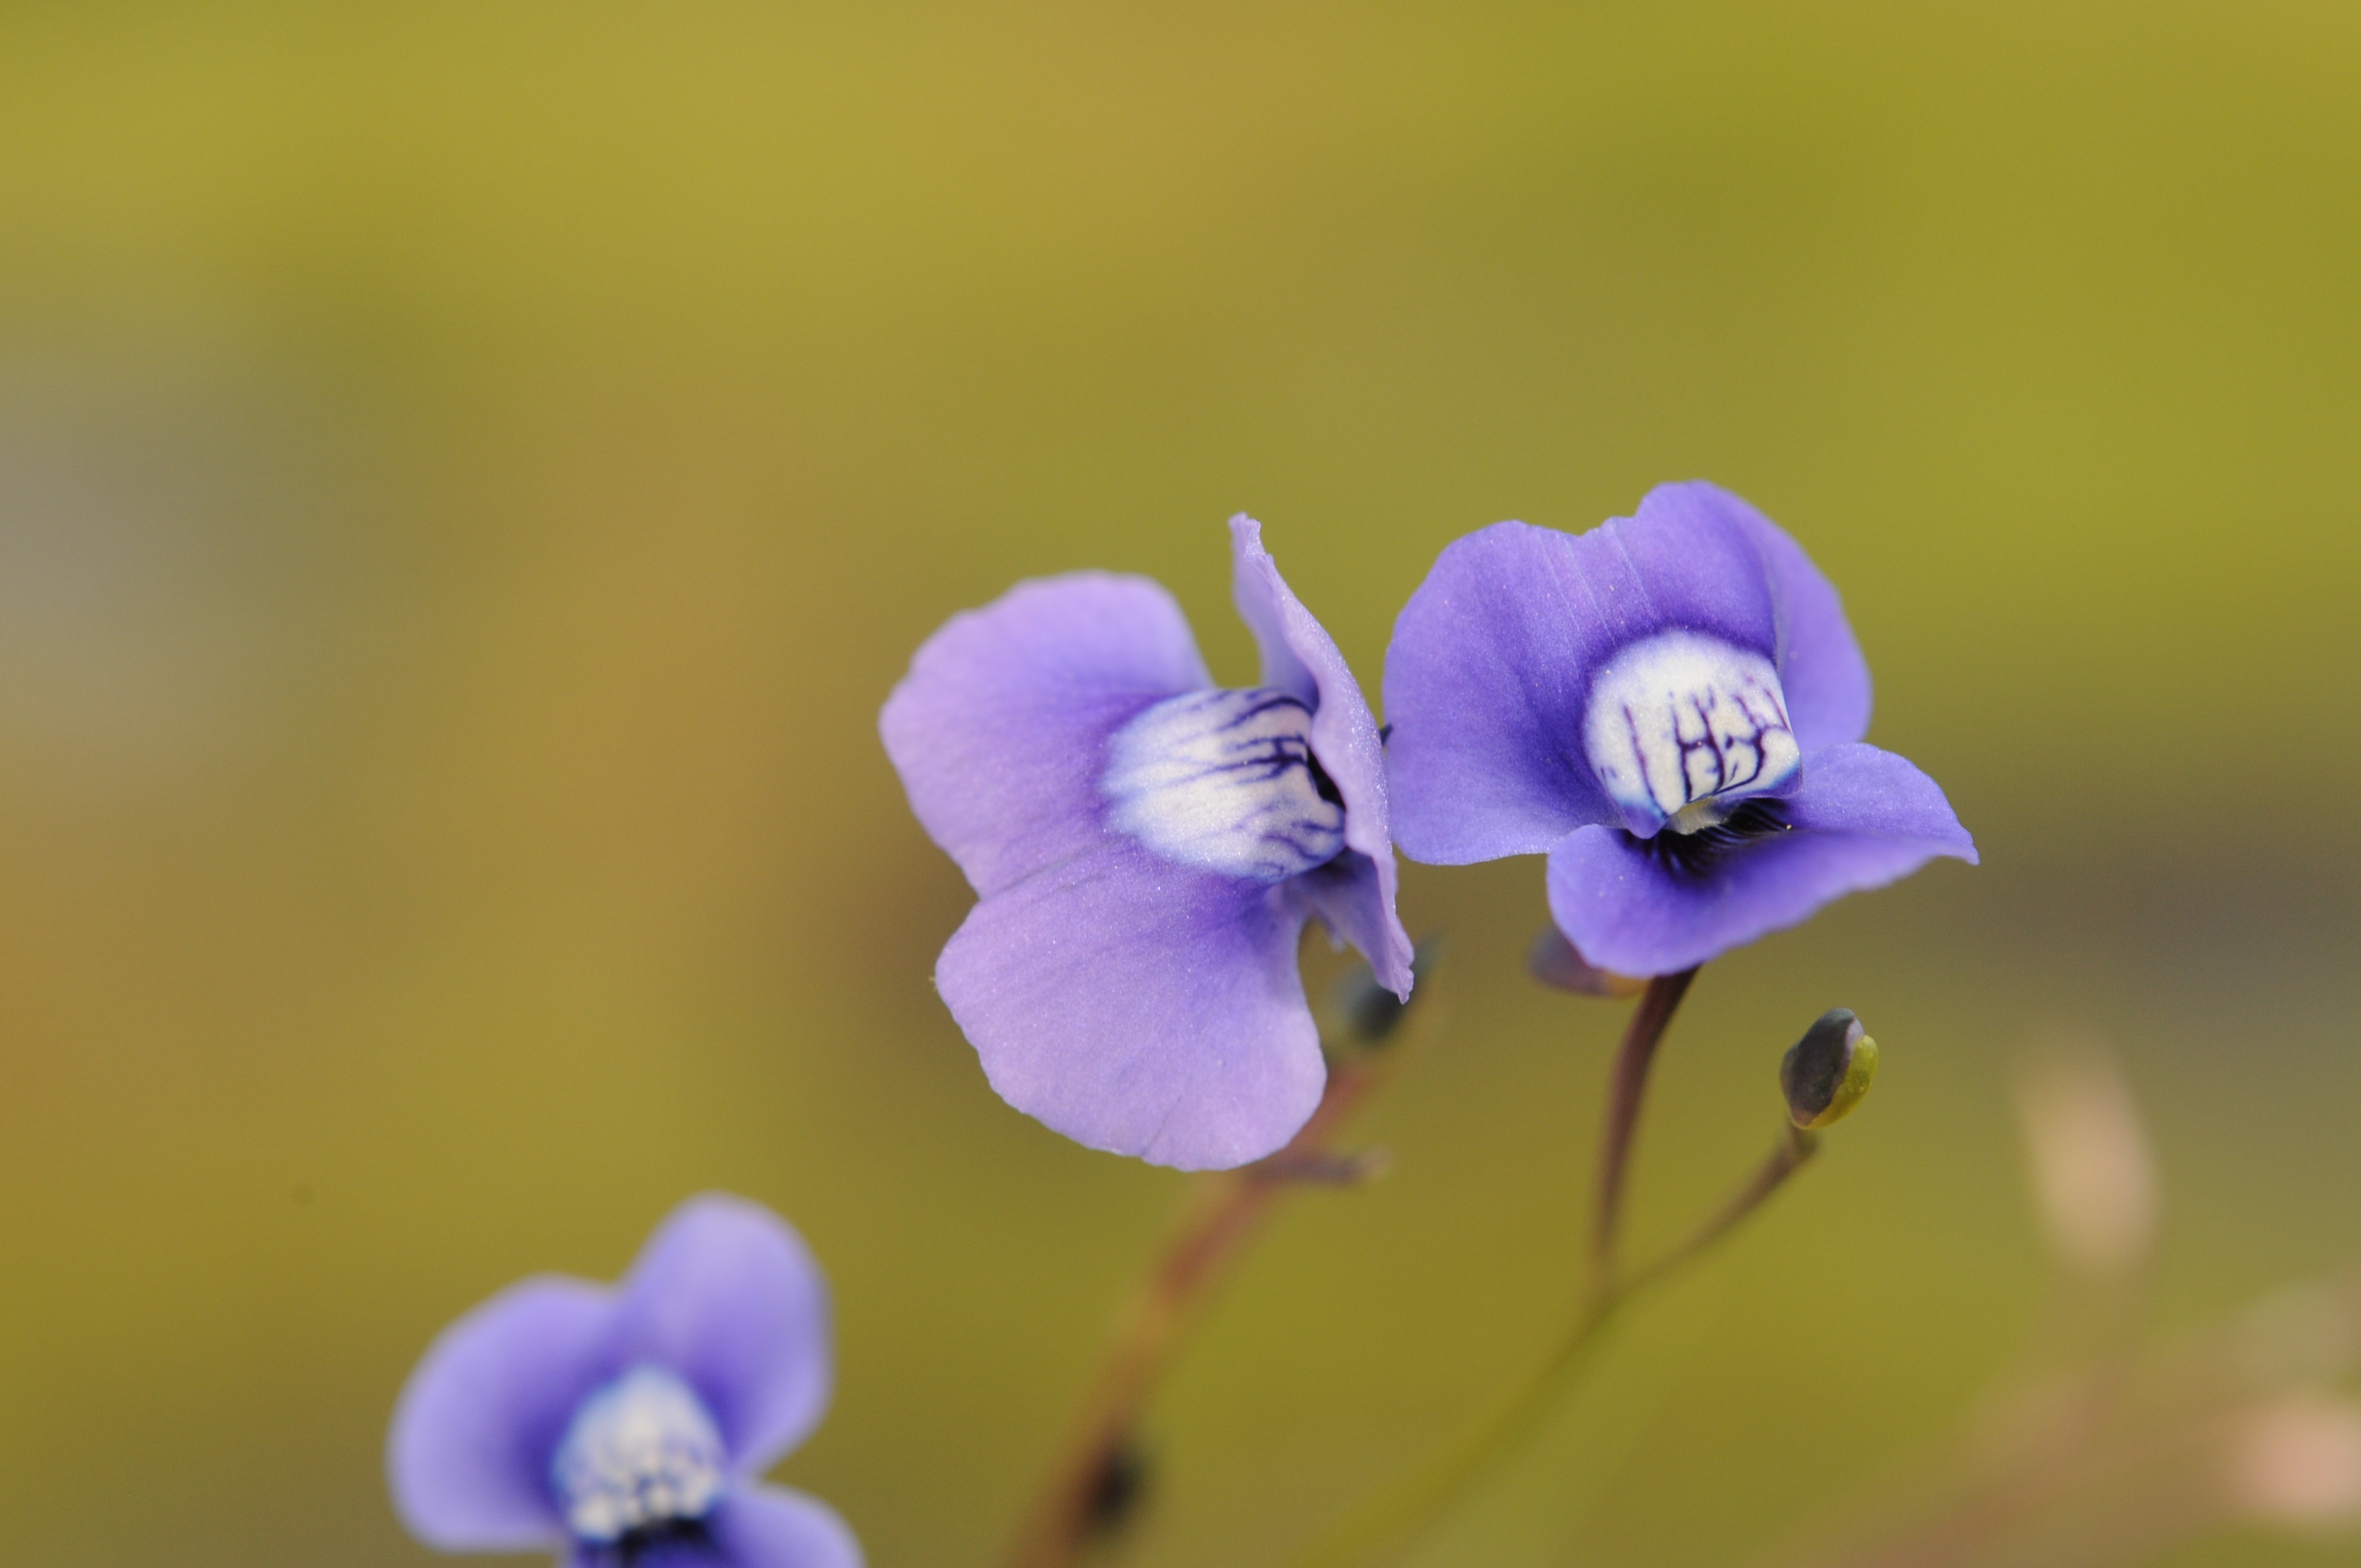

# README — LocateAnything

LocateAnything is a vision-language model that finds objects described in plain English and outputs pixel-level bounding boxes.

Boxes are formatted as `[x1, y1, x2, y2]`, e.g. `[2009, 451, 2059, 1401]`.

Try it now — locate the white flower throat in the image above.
[551, 1365, 728, 1543]
[1103, 687, 1347, 881]
[1582, 631, 1799, 836]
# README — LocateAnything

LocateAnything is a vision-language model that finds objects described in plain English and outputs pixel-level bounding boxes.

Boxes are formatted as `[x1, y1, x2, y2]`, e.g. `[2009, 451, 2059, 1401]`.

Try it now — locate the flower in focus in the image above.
[1384, 482, 1973, 977]
[388, 1194, 858, 1568]
[881, 516, 1413, 1170]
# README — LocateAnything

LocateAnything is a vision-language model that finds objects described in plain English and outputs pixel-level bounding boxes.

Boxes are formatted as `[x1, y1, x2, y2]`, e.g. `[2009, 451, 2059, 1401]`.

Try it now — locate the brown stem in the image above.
[997, 1054, 1392, 1568]
[1589, 968, 1699, 1297]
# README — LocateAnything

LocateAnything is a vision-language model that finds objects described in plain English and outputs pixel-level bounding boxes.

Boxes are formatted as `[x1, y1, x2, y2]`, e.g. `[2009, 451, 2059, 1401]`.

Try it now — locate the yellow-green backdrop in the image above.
[1, 3, 2357, 1564]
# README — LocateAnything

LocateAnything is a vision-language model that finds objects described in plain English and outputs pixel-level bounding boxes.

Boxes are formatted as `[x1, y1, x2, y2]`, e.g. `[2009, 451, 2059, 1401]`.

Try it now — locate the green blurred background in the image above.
[2, 2, 2357, 1564]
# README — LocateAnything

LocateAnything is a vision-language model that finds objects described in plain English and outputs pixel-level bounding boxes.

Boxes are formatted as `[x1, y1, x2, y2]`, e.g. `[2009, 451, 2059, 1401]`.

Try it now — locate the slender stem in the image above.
[998, 1053, 1394, 1568]
[1622, 1124, 1816, 1299]
[1589, 968, 1698, 1299]
[1283, 1109, 1816, 1568]
[1282, 1296, 1628, 1568]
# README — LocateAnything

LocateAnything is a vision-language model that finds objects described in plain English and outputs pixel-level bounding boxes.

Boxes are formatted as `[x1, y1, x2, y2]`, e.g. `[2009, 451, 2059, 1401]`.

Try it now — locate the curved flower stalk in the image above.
[882, 516, 1414, 1171]
[1281, 1005, 1857, 1568]
[1385, 481, 1975, 977]
[388, 1195, 859, 1568]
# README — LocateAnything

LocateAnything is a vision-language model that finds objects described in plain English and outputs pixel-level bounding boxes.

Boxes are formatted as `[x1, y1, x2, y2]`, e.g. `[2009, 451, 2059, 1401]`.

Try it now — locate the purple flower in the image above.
[881, 515, 1413, 1171]
[1384, 482, 1975, 977]
[388, 1195, 859, 1568]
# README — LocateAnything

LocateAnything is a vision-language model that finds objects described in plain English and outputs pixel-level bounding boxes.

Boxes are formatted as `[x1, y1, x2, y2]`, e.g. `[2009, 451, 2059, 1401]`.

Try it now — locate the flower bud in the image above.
[1528, 926, 1646, 998]
[1780, 1009, 1876, 1130]
[1084, 1437, 1153, 1539]
[1331, 940, 1441, 1047]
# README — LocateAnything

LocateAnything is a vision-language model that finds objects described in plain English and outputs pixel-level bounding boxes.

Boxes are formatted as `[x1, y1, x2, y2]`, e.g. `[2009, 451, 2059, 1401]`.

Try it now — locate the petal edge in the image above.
[608, 1195, 835, 1478]
[939, 838, 1326, 1170]
[1230, 515, 1412, 996]
[1544, 744, 1973, 976]
[882, 573, 1211, 899]
[388, 1277, 612, 1551]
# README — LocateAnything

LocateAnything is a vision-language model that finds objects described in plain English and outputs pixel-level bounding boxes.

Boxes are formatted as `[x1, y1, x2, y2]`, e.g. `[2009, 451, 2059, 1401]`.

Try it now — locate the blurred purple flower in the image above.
[882, 516, 1413, 1171]
[1384, 482, 1974, 977]
[388, 1195, 859, 1568]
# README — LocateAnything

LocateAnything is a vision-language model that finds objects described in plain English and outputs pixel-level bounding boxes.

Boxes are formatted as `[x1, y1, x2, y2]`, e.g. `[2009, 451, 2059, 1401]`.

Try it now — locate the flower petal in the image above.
[1384, 504, 1780, 865]
[937, 837, 1324, 1170]
[881, 573, 1211, 899]
[1280, 850, 1402, 985]
[706, 1487, 866, 1568]
[1544, 743, 1976, 975]
[388, 1277, 613, 1551]
[1657, 482, 1873, 751]
[1784, 741, 1978, 854]
[608, 1195, 833, 1476]
[565, 1489, 862, 1568]
[1230, 515, 1413, 997]
[1227, 514, 1321, 708]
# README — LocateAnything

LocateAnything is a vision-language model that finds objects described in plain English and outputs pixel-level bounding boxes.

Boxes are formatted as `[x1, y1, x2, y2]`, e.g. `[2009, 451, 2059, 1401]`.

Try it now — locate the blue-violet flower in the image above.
[881, 515, 1415, 1170]
[388, 1194, 859, 1568]
[1383, 482, 1974, 976]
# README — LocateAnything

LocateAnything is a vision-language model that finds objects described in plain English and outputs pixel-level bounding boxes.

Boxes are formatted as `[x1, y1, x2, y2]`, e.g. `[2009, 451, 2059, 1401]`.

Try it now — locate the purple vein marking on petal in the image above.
[1227, 515, 1412, 996]
[1583, 628, 1801, 832]
[1104, 686, 1346, 882]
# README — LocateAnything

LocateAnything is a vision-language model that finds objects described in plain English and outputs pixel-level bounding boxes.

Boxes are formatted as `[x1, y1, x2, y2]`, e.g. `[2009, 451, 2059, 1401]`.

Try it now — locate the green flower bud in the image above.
[1780, 1009, 1876, 1130]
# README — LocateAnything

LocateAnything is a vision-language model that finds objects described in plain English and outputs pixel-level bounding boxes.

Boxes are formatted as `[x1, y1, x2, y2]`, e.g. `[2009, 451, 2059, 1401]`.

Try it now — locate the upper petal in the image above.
[607, 1195, 834, 1477]
[1228, 515, 1321, 708]
[1230, 515, 1412, 997]
[1653, 482, 1873, 750]
[1384, 502, 1783, 864]
[1542, 742, 1975, 975]
[881, 573, 1211, 899]
[937, 837, 1325, 1171]
[388, 1277, 614, 1551]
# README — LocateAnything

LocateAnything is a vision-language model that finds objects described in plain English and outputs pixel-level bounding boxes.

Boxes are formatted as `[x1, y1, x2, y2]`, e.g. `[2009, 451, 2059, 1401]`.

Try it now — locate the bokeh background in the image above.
[2, 2, 2357, 1564]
